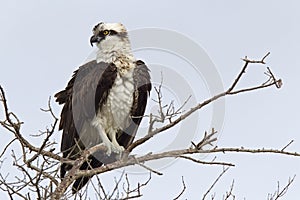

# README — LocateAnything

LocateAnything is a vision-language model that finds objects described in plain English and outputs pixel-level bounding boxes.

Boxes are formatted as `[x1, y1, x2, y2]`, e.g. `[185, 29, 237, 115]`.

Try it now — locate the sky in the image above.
[1, 1, 300, 199]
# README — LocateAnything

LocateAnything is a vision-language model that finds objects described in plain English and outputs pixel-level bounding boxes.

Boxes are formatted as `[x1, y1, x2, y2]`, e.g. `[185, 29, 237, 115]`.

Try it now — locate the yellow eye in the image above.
[103, 30, 109, 35]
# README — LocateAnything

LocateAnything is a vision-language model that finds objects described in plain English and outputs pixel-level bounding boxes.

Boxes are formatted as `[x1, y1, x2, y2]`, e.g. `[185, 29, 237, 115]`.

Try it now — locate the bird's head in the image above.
[90, 22, 130, 52]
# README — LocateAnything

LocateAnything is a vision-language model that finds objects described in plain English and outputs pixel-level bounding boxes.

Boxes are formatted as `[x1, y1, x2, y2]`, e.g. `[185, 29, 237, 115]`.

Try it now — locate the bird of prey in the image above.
[55, 22, 151, 193]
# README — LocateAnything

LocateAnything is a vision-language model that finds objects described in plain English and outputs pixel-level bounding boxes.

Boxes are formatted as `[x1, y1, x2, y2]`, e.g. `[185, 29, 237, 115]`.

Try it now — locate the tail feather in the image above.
[71, 156, 103, 193]
[72, 176, 91, 194]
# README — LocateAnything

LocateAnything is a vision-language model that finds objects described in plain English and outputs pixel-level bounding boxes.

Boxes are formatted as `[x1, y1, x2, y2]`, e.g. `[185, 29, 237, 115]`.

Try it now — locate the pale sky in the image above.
[1, 1, 300, 199]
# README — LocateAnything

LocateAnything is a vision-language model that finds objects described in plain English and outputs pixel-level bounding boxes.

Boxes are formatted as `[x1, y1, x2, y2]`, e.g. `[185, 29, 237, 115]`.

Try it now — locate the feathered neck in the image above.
[96, 37, 135, 64]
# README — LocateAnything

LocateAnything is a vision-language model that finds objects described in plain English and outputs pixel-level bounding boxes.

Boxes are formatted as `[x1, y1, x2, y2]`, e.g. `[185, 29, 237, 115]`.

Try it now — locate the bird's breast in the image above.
[100, 68, 135, 130]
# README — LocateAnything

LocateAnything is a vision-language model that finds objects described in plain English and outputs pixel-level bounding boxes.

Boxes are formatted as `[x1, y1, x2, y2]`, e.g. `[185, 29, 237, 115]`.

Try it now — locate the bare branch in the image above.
[281, 140, 294, 152]
[127, 53, 280, 152]
[108, 171, 125, 200]
[267, 175, 296, 200]
[223, 180, 235, 200]
[120, 173, 152, 200]
[202, 167, 230, 200]
[0, 86, 63, 162]
[76, 145, 300, 179]
[173, 176, 186, 200]
[179, 156, 234, 167]
[136, 162, 163, 176]
[0, 138, 17, 158]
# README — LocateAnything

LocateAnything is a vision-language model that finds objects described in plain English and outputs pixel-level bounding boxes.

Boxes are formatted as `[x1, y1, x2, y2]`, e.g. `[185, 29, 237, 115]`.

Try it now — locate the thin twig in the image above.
[202, 167, 230, 200]
[179, 156, 234, 167]
[0, 138, 17, 158]
[223, 180, 235, 200]
[137, 162, 163, 176]
[173, 176, 186, 200]
[268, 175, 296, 200]
[281, 140, 294, 152]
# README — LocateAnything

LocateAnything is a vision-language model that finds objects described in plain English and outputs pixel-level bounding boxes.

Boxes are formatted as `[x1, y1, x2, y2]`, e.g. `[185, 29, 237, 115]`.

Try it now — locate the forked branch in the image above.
[127, 52, 281, 152]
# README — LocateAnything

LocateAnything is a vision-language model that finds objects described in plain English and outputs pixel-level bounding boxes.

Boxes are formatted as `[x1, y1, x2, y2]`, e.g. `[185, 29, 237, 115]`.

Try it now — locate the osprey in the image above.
[55, 22, 151, 193]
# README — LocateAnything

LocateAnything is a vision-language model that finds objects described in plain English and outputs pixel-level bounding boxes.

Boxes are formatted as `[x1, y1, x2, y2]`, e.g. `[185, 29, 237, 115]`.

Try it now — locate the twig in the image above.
[108, 171, 125, 200]
[281, 140, 294, 151]
[179, 156, 234, 167]
[120, 173, 152, 200]
[192, 129, 218, 150]
[223, 180, 235, 200]
[0, 138, 17, 158]
[136, 162, 163, 176]
[27, 97, 59, 164]
[268, 175, 296, 200]
[242, 52, 270, 64]
[173, 176, 186, 200]
[202, 167, 230, 200]
[91, 175, 106, 199]
[265, 67, 282, 89]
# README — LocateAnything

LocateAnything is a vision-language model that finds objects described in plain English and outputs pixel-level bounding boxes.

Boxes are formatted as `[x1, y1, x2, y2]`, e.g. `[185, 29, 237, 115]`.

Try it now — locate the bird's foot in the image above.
[101, 141, 124, 156]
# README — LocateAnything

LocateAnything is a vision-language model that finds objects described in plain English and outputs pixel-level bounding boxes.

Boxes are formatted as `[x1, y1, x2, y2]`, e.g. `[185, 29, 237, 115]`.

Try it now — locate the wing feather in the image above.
[117, 60, 151, 148]
[55, 60, 117, 177]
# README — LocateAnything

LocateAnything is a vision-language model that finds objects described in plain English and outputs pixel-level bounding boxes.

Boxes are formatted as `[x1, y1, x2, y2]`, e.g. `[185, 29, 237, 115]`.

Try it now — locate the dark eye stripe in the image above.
[98, 31, 107, 37]
[109, 30, 117, 35]
[98, 30, 118, 37]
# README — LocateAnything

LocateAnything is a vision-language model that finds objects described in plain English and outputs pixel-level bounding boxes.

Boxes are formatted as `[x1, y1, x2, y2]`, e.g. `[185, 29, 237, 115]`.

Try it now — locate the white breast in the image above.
[100, 67, 135, 132]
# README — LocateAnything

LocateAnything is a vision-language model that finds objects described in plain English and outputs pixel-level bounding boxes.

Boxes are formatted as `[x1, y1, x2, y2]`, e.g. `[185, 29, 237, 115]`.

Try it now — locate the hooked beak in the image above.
[90, 35, 100, 47]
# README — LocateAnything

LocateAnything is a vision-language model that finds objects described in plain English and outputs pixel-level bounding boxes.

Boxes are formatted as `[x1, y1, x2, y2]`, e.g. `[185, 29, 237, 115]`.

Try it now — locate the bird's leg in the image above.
[91, 121, 114, 156]
[92, 121, 124, 156]
[108, 129, 125, 154]
[99, 129, 114, 156]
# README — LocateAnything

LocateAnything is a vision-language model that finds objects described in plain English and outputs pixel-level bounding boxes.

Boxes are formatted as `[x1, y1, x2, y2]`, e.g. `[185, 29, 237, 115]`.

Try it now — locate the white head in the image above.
[90, 22, 132, 58]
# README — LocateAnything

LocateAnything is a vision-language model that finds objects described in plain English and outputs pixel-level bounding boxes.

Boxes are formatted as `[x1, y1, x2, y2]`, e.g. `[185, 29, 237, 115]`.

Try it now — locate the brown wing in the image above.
[55, 60, 117, 178]
[117, 60, 152, 148]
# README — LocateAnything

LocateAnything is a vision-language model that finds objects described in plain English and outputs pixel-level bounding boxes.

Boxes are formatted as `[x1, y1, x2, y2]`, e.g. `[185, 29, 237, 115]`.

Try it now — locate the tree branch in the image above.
[173, 176, 186, 200]
[202, 167, 230, 200]
[127, 52, 281, 152]
[268, 175, 296, 200]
